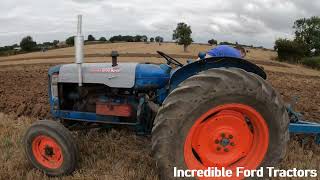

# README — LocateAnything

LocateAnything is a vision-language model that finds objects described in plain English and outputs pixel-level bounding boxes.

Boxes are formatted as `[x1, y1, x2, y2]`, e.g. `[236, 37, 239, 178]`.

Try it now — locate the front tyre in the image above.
[23, 120, 79, 176]
[152, 68, 289, 179]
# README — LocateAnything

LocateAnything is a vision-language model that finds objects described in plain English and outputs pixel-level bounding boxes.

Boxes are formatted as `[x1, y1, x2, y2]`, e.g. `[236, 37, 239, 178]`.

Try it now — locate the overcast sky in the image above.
[0, 0, 319, 48]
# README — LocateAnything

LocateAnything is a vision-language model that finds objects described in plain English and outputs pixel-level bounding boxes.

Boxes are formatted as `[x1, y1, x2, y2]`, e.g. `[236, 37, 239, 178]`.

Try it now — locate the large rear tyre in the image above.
[23, 120, 79, 176]
[152, 68, 289, 179]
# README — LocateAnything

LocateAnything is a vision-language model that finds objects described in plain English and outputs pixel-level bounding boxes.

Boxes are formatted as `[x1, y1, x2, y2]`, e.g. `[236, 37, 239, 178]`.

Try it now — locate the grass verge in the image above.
[302, 56, 320, 69]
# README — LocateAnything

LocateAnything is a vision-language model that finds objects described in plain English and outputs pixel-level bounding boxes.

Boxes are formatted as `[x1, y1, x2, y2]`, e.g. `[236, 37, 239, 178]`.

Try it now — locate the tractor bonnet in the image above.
[58, 63, 138, 88]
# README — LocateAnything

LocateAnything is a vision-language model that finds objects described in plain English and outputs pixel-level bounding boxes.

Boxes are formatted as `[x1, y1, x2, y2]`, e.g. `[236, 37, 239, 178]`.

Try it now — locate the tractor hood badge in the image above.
[90, 67, 120, 73]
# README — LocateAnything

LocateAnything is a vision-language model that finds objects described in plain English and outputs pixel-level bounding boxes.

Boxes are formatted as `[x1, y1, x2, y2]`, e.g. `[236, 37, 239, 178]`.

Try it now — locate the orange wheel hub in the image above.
[32, 135, 63, 169]
[184, 104, 269, 179]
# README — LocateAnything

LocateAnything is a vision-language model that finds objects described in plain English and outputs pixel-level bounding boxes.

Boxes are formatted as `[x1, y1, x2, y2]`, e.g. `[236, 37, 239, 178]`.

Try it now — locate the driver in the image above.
[199, 45, 245, 59]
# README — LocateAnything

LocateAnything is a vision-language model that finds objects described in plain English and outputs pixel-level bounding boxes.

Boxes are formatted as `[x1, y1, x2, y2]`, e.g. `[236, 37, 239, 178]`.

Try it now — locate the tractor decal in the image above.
[90, 67, 120, 73]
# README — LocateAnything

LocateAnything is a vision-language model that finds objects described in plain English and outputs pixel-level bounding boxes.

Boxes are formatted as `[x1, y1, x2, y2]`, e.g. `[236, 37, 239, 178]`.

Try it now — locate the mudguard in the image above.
[169, 57, 266, 91]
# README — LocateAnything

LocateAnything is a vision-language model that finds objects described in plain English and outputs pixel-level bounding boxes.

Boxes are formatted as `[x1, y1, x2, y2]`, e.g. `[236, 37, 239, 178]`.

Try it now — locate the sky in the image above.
[0, 0, 319, 48]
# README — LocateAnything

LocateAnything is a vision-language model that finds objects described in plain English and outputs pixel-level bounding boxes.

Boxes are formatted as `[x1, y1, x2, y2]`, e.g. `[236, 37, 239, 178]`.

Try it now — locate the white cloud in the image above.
[0, 0, 319, 48]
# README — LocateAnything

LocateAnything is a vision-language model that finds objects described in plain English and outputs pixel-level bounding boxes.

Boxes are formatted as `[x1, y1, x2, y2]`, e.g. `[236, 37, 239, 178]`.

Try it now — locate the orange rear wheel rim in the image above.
[184, 104, 269, 179]
[32, 135, 63, 169]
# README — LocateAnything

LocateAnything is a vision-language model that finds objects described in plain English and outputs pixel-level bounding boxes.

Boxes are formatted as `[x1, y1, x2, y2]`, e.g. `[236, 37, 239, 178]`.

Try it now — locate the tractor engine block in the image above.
[58, 83, 156, 124]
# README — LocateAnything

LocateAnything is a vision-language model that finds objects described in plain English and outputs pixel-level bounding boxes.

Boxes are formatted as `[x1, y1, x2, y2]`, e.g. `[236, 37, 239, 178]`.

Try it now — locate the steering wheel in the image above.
[157, 51, 183, 67]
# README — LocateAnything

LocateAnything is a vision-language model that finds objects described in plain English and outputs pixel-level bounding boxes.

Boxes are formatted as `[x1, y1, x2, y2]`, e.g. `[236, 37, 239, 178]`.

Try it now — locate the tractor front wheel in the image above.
[152, 68, 289, 179]
[23, 120, 79, 176]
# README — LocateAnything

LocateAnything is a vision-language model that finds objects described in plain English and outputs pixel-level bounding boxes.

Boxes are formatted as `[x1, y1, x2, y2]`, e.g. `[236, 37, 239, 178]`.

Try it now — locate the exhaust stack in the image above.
[75, 15, 84, 86]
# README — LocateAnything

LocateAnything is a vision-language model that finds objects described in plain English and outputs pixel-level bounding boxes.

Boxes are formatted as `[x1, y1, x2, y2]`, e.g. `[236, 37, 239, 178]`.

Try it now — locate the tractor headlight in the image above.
[51, 73, 59, 97]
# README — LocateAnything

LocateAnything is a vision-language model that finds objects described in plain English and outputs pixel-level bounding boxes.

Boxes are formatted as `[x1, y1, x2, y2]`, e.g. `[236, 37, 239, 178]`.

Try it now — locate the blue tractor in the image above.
[23, 16, 320, 179]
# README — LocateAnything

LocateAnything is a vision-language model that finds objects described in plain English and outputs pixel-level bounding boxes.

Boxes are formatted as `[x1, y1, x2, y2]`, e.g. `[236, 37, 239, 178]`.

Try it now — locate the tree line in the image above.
[0, 22, 207, 55]
[274, 16, 320, 69]
[0, 20, 252, 56]
[0, 37, 61, 56]
[0, 34, 168, 54]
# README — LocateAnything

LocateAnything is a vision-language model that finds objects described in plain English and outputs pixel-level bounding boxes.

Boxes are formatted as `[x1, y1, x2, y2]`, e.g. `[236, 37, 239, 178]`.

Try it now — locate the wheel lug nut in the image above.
[224, 148, 229, 152]
[215, 139, 219, 144]
[230, 142, 235, 146]
[229, 135, 233, 139]
[221, 133, 225, 137]
[217, 147, 221, 151]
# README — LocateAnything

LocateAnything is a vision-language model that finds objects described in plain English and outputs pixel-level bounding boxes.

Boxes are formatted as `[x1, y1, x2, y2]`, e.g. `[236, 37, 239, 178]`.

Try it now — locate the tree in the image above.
[53, 40, 59, 47]
[173, 22, 193, 52]
[141, 35, 148, 42]
[133, 35, 141, 42]
[293, 16, 320, 55]
[219, 41, 234, 45]
[87, 34, 96, 41]
[66, 36, 75, 46]
[134, 35, 148, 42]
[12, 44, 19, 48]
[208, 39, 218, 45]
[150, 37, 155, 42]
[42, 42, 53, 47]
[20, 36, 37, 52]
[109, 35, 121, 42]
[155, 36, 164, 43]
[99, 37, 107, 42]
[109, 35, 148, 42]
[274, 38, 308, 63]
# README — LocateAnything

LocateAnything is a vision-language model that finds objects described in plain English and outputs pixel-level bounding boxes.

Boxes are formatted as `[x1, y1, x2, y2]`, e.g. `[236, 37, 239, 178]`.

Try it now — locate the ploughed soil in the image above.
[0, 64, 52, 119]
[0, 63, 319, 179]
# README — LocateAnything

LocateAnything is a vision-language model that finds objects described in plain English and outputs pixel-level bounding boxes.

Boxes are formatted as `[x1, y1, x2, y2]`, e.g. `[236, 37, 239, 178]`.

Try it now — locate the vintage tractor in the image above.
[23, 16, 320, 179]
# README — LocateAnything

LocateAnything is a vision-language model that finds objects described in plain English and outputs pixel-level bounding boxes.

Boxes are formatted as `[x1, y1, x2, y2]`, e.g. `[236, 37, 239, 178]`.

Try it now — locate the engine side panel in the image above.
[58, 63, 138, 88]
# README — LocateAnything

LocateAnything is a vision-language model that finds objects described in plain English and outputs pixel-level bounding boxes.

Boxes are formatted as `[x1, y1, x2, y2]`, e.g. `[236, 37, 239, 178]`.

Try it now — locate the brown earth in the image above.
[0, 64, 51, 119]
[0, 42, 319, 179]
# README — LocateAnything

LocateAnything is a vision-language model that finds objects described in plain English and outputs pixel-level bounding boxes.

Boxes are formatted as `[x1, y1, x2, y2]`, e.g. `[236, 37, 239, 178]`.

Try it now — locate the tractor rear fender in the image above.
[169, 57, 266, 91]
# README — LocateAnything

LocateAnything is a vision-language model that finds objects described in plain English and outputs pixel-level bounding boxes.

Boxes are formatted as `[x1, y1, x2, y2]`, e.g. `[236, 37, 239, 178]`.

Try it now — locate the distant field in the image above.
[0, 42, 319, 77]
[0, 42, 319, 179]
[0, 42, 277, 62]
[0, 42, 211, 60]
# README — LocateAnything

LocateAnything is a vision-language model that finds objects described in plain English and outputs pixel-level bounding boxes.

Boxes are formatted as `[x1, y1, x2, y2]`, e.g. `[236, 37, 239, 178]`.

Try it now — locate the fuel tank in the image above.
[135, 64, 170, 90]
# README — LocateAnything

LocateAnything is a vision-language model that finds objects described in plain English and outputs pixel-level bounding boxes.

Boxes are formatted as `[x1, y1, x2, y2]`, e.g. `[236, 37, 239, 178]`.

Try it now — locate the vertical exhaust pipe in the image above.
[75, 15, 84, 86]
